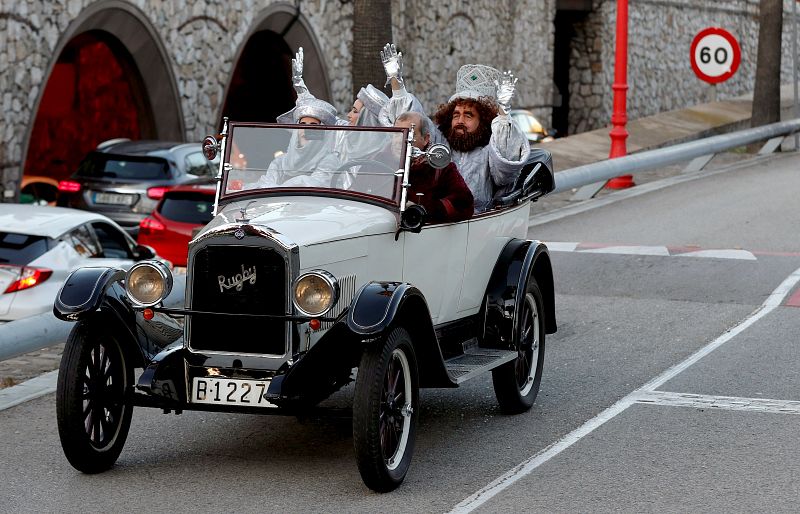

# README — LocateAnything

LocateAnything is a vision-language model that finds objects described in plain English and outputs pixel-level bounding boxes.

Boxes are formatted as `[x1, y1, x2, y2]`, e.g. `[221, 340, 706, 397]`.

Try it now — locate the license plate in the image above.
[94, 192, 135, 205]
[191, 376, 277, 408]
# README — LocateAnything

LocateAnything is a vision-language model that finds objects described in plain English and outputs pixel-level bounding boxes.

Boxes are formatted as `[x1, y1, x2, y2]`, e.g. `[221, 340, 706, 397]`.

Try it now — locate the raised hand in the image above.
[494, 70, 518, 114]
[380, 42, 404, 88]
[292, 47, 309, 96]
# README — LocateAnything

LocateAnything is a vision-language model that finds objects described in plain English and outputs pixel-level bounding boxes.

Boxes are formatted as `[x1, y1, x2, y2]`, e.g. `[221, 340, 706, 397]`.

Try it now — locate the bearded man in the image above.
[377, 46, 529, 212]
[432, 65, 530, 212]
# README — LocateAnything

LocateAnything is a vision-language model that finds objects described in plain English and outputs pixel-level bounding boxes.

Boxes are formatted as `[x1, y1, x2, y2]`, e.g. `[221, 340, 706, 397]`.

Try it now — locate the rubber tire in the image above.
[353, 327, 419, 492]
[491, 277, 546, 414]
[56, 321, 134, 473]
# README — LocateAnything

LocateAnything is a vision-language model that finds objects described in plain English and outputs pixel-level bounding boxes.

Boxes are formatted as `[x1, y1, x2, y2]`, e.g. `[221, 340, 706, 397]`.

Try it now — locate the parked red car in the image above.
[137, 185, 215, 266]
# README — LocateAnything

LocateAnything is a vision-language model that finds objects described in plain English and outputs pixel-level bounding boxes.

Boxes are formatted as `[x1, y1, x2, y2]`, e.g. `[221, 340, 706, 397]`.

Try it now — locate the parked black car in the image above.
[56, 140, 217, 235]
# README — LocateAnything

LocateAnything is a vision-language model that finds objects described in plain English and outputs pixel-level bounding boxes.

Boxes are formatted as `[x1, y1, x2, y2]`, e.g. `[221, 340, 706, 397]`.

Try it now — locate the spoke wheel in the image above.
[492, 277, 546, 414]
[57, 321, 133, 473]
[353, 327, 419, 492]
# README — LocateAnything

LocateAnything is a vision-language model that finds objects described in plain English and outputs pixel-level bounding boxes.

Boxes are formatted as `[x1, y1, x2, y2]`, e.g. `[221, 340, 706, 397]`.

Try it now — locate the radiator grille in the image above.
[189, 245, 287, 355]
[321, 274, 356, 330]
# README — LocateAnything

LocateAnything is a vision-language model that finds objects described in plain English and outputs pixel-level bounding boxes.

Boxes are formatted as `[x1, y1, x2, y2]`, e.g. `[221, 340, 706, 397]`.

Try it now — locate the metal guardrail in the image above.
[0, 275, 186, 362]
[553, 118, 800, 195]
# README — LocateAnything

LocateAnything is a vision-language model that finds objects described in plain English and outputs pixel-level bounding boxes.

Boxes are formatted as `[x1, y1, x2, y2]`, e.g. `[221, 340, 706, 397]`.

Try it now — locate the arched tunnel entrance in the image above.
[221, 7, 332, 127]
[20, 4, 182, 204]
[221, 30, 296, 125]
[23, 32, 148, 203]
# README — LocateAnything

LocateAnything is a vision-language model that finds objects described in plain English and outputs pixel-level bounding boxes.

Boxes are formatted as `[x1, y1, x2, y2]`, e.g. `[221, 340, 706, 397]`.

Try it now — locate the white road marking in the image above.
[676, 249, 757, 260]
[632, 390, 800, 415]
[580, 245, 670, 256]
[542, 241, 579, 252]
[448, 264, 800, 514]
[545, 242, 758, 261]
[0, 370, 58, 412]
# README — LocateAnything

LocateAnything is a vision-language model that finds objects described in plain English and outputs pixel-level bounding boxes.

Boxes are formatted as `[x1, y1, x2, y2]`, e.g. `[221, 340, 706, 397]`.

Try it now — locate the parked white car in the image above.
[0, 205, 156, 322]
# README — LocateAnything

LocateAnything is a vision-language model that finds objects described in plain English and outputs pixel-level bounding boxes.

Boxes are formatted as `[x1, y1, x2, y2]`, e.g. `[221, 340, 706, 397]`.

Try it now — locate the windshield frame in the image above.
[217, 122, 410, 210]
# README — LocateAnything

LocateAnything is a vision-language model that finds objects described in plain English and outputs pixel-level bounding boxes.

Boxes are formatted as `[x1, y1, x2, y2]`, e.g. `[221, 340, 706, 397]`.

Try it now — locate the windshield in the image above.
[222, 124, 408, 204]
[75, 152, 170, 180]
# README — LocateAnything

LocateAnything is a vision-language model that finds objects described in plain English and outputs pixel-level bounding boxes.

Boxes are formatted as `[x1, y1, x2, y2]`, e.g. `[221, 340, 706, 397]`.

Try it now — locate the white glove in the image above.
[292, 47, 309, 97]
[380, 43, 404, 88]
[494, 70, 518, 114]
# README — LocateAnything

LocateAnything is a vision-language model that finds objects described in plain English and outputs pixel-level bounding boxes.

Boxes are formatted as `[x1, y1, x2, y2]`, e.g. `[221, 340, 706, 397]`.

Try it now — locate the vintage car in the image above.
[53, 119, 557, 492]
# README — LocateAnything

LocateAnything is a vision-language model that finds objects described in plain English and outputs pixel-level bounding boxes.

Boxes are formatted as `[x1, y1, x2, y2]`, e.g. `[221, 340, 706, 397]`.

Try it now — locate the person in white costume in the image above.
[252, 49, 341, 189]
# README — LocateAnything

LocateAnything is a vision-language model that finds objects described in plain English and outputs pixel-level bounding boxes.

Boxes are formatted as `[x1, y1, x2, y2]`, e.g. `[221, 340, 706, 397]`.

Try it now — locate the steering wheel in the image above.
[334, 159, 397, 190]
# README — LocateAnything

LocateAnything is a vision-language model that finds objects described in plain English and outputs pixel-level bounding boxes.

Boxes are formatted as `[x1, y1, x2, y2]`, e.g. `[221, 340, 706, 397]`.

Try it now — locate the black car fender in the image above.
[54, 267, 127, 321]
[53, 266, 184, 368]
[346, 281, 453, 388]
[482, 239, 557, 351]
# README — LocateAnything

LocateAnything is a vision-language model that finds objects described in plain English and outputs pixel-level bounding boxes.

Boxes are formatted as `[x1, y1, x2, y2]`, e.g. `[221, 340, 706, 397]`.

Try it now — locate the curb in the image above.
[0, 369, 58, 412]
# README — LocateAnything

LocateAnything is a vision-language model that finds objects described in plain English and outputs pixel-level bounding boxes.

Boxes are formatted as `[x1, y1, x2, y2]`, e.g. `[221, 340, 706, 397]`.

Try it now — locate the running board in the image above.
[444, 348, 517, 384]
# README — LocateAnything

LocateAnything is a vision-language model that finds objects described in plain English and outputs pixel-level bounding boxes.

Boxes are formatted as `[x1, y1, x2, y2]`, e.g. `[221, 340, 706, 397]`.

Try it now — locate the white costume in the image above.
[253, 48, 341, 189]
[254, 132, 340, 189]
[335, 84, 390, 163]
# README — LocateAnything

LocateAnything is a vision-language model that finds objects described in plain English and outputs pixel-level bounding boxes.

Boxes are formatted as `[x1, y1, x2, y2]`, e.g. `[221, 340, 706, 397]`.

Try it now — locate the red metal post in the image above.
[606, 0, 635, 189]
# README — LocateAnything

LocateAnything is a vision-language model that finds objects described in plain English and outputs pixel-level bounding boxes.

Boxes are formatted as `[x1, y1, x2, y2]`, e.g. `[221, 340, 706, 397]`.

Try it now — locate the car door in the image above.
[401, 220, 469, 324]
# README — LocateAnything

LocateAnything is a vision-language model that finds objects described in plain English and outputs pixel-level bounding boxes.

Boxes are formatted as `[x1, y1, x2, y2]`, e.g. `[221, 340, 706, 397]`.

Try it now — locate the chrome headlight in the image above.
[125, 261, 173, 307]
[293, 270, 339, 317]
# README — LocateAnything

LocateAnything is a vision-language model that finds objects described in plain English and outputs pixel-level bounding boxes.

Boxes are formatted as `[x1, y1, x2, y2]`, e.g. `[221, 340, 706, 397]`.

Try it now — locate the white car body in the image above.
[212, 195, 528, 327]
[0, 205, 145, 322]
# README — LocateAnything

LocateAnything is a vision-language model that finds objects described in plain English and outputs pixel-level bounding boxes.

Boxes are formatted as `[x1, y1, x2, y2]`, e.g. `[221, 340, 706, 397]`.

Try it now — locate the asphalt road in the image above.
[2, 152, 800, 512]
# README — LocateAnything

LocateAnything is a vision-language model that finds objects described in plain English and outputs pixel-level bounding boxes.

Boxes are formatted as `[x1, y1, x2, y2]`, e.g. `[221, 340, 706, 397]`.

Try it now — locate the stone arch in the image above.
[220, 3, 332, 125]
[20, 1, 182, 199]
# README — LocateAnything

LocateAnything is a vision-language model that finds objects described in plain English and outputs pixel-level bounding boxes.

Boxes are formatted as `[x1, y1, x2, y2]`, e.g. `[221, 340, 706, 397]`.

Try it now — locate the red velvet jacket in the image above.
[407, 160, 474, 223]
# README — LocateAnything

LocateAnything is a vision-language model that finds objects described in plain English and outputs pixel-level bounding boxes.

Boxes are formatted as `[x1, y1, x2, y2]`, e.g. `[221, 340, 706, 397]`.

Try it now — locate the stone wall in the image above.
[568, 0, 798, 135]
[393, 0, 556, 123]
[1, 0, 795, 197]
[0, 0, 551, 198]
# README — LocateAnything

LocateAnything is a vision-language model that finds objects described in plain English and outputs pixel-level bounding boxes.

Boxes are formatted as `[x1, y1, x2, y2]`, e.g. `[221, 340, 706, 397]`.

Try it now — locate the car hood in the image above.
[209, 196, 398, 247]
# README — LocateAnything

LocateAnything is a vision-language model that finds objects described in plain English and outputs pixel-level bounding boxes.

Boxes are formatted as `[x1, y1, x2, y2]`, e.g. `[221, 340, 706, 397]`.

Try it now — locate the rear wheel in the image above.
[492, 278, 545, 414]
[353, 327, 419, 492]
[56, 321, 133, 473]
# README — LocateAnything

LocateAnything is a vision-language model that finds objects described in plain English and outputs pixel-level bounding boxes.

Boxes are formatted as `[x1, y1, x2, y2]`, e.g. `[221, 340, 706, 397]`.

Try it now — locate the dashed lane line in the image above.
[631, 391, 800, 415]
[448, 264, 800, 514]
[545, 242, 758, 260]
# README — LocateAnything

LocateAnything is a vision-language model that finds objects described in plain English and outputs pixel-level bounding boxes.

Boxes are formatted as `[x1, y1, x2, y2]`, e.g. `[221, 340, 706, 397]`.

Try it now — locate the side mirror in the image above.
[132, 244, 156, 261]
[411, 144, 451, 169]
[400, 204, 427, 233]
[202, 135, 220, 161]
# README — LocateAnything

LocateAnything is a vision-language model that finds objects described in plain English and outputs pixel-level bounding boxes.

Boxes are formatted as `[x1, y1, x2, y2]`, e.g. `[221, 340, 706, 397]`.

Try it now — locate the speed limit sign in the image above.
[690, 27, 741, 84]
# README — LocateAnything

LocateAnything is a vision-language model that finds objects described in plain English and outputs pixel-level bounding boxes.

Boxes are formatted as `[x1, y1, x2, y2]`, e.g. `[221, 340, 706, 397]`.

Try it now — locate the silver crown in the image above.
[357, 84, 389, 116]
[276, 95, 339, 125]
[449, 64, 502, 102]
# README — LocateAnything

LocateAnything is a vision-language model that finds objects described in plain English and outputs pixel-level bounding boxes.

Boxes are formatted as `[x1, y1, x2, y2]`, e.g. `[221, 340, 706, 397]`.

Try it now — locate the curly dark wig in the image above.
[433, 97, 499, 152]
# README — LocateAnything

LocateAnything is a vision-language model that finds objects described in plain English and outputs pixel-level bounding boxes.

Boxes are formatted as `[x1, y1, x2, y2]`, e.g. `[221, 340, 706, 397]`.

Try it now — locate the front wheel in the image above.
[492, 277, 546, 414]
[56, 321, 134, 473]
[353, 327, 419, 492]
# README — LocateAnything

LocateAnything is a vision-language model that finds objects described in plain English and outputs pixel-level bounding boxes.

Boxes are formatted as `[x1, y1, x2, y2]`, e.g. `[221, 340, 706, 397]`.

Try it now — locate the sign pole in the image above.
[794, 0, 798, 150]
[606, 0, 634, 189]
